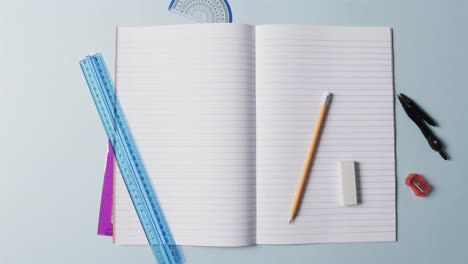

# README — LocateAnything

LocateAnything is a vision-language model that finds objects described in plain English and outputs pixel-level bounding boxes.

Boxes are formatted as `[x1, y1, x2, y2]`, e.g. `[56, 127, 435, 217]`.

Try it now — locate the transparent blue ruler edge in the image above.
[80, 53, 184, 264]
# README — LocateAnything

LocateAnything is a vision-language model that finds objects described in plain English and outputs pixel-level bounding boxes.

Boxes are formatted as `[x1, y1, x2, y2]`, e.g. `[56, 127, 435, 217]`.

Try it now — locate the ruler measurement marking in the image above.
[81, 54, 184, 264]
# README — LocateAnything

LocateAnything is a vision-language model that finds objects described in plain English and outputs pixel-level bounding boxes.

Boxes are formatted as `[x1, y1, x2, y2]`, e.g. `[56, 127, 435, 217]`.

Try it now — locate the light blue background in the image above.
[0, 0, 467, 263]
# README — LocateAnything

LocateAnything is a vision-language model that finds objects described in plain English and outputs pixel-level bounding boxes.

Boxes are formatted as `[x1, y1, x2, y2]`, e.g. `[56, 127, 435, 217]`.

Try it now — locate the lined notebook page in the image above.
[114, 24, 256, 246]
[255, 25, 396, 244]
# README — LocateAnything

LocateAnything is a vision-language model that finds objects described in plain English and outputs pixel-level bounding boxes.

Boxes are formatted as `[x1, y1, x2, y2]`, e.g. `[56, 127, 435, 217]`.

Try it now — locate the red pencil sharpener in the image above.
[405, 173, 431, 197]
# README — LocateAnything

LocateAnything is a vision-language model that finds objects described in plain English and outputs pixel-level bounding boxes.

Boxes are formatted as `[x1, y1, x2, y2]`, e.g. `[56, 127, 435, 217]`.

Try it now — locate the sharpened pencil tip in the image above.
[289, 219, 293, 224]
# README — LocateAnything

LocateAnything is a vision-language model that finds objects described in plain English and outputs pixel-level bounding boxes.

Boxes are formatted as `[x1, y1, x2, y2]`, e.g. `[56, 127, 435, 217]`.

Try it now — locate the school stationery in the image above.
[97, 0, 234, 237]
[80, 54, 184, 263]
[114, 24, 396, 246]
[398, 93, 448, 160]
[289, 93, 331, 223]
[168, 0, 232, 23]
[406, 173, 431, 197]
[339, 161, 358, 206]
[97, 142, 114, 236]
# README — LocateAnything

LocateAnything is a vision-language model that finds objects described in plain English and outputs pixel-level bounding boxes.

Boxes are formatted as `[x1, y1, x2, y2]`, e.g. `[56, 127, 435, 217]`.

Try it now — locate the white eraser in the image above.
[339, 161, 358, 206]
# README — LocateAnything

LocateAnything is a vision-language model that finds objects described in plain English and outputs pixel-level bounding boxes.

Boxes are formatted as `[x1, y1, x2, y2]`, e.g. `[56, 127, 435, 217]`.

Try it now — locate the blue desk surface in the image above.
[0, 0, 467, 263]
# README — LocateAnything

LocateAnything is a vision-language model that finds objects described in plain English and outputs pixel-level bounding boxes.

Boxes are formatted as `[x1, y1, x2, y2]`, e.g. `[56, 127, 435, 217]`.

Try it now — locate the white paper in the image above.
[113, 24, 396, 247]
[255, 25, 396, 244]
[114, 24, 257, 246]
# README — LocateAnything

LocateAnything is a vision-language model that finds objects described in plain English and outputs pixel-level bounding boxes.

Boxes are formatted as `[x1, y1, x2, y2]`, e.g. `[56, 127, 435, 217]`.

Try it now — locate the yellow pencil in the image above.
[289, 92, 332, 224]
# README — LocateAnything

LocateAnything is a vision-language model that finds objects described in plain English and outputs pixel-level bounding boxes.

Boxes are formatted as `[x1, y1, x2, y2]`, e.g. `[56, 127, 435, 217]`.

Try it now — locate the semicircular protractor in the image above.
[169, 0, 232, 23]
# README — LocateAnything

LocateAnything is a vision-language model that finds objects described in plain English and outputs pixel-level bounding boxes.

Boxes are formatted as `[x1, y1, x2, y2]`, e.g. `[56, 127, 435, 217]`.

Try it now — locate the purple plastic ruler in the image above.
[97, 142, 114, 236]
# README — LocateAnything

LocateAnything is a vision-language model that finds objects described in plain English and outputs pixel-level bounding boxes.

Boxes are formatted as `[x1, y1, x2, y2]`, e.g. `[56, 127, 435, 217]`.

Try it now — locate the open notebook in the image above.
[114, 24, 395, 246]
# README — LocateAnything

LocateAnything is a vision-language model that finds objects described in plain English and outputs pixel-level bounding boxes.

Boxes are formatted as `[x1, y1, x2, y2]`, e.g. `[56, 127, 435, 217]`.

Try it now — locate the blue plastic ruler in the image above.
[169, 0, 232, 23]
[80, 53, 184, 264]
